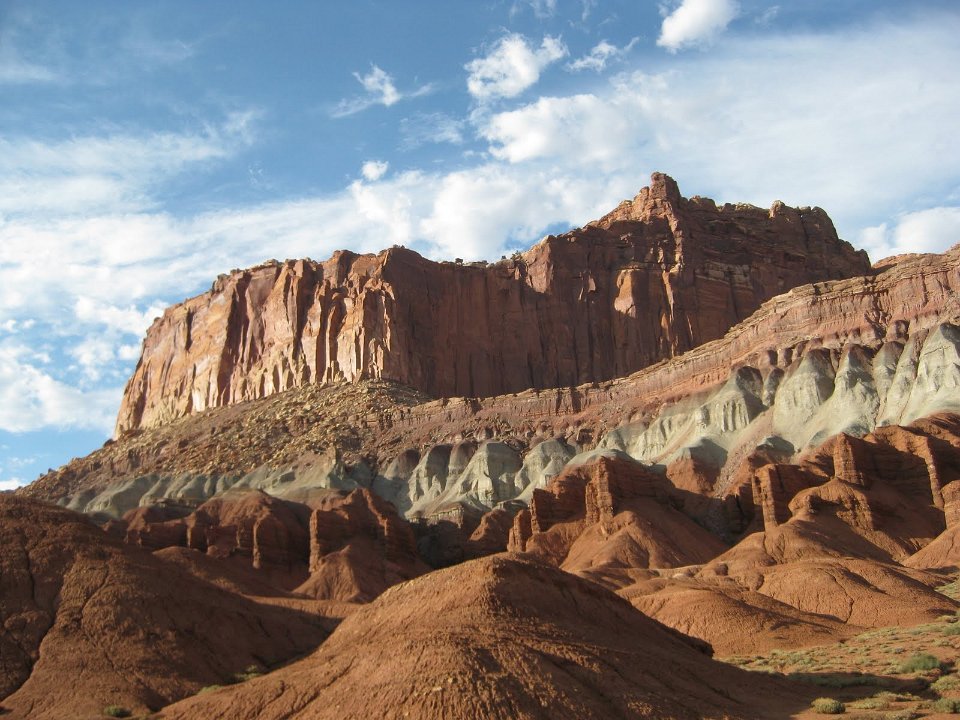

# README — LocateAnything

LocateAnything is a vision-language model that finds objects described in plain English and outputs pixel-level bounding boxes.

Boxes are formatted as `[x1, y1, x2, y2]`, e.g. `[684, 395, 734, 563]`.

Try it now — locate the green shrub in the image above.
[103, 708, 131, 719]
[887, 712, 919, 720]
[934, 698, 960, 713]
[933, 673, 960, 692]
[811, 697, 845, 714]
[231, 664, 264, 683]
[898, 653, 941, 673]
[848, 695, 889, 710]
[943, 623, 960, 635]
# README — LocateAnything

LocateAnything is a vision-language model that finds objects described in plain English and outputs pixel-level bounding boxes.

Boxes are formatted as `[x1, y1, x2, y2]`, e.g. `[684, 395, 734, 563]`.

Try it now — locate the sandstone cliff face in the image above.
[116, 173, 869, 433]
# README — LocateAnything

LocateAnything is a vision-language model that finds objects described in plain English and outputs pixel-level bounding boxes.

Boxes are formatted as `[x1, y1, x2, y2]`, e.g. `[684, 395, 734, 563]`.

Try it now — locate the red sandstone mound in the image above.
[905, 478, 960, 570]
[158, 555, 805, 720]
[623, 578, 852, 656]
[117, 172, 869, 434]
[507, 420, 960, 654]
[698, 515, 957, 629]
[0, 495, 330, 719]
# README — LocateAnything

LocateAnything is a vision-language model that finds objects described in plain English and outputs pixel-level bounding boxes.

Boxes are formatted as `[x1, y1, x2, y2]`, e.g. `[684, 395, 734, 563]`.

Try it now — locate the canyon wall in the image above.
[116, 173, 869, 434]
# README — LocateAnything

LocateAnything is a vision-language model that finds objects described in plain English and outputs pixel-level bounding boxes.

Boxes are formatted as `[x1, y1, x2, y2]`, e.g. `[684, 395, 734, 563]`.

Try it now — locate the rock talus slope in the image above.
[116, 173, 868, 433]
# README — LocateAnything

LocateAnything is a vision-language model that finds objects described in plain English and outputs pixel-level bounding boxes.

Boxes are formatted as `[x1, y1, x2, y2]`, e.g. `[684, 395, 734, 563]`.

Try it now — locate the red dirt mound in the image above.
[623, 576, 853, 655]
[158, 554, 806, 719]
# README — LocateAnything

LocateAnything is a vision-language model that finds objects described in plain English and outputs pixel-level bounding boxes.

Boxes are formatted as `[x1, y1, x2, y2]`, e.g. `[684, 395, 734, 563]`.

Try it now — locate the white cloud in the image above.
[567, 39, 638, 72]
[70, 336, 118, 381]
[0, 319, 35, 334]
[859, 207, 960, 262]
[481, 93, 636, 165]
[361, 160, 390, 182]
[418, 165, 634, 260]
[465, 34, 568, 101]
[333, 66, 432, 117]
[0, 478, 25, 491]
[513, 0, 558, 19]
[0, 343, 120, 434]
[357, 65, 400, 106]
[118, 343, 143, 361]
[399, 113, 465, 149]
[658, 0, 740, 52]
[0, 118, 255, 218]
[755, 6, 780, 26]
[473, 13, 960, 253]
[0, 55, 57, 84]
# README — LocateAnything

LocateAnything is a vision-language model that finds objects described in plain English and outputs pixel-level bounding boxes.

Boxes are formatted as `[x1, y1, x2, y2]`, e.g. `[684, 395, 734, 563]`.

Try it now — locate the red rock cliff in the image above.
[116, 173, 869, 434]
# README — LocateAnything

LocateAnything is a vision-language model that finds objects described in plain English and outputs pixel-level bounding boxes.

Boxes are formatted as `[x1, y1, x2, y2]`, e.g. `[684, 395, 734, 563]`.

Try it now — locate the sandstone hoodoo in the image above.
[116, 173, 869, 434]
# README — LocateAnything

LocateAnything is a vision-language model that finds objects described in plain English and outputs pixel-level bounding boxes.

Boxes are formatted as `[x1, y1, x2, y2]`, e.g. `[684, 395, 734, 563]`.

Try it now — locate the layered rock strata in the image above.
[24, 245, 960, 537]
[116, 173, 868, 433]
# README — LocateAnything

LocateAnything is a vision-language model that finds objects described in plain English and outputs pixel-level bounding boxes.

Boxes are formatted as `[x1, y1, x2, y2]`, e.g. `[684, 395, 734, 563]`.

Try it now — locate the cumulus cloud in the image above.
[859, 207, 960, 262]
[0, 343, 120, 434]
[465, 34, 568, 101]
[74, 298, 167, 335]
[481, 93, 637, 165]
[333, 66, 433, 117]
[567, 39, 638, 72]
[361, 160, 390, 182]
[658, 0, 740, 51]
[70, 336, 118, 381]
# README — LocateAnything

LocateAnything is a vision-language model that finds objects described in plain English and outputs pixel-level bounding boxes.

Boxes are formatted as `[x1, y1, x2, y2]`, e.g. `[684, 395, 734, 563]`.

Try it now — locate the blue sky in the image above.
[2, 0, 960, 490]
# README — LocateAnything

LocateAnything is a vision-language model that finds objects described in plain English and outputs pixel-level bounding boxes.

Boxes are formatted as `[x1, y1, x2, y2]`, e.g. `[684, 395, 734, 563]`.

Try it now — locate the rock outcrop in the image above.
[106, 486, 429, 602]
[116, 173, 868, 433]
[508, 452, 727, 572]
[299, 488, 428, 602]
[0, 495, 331, 719]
